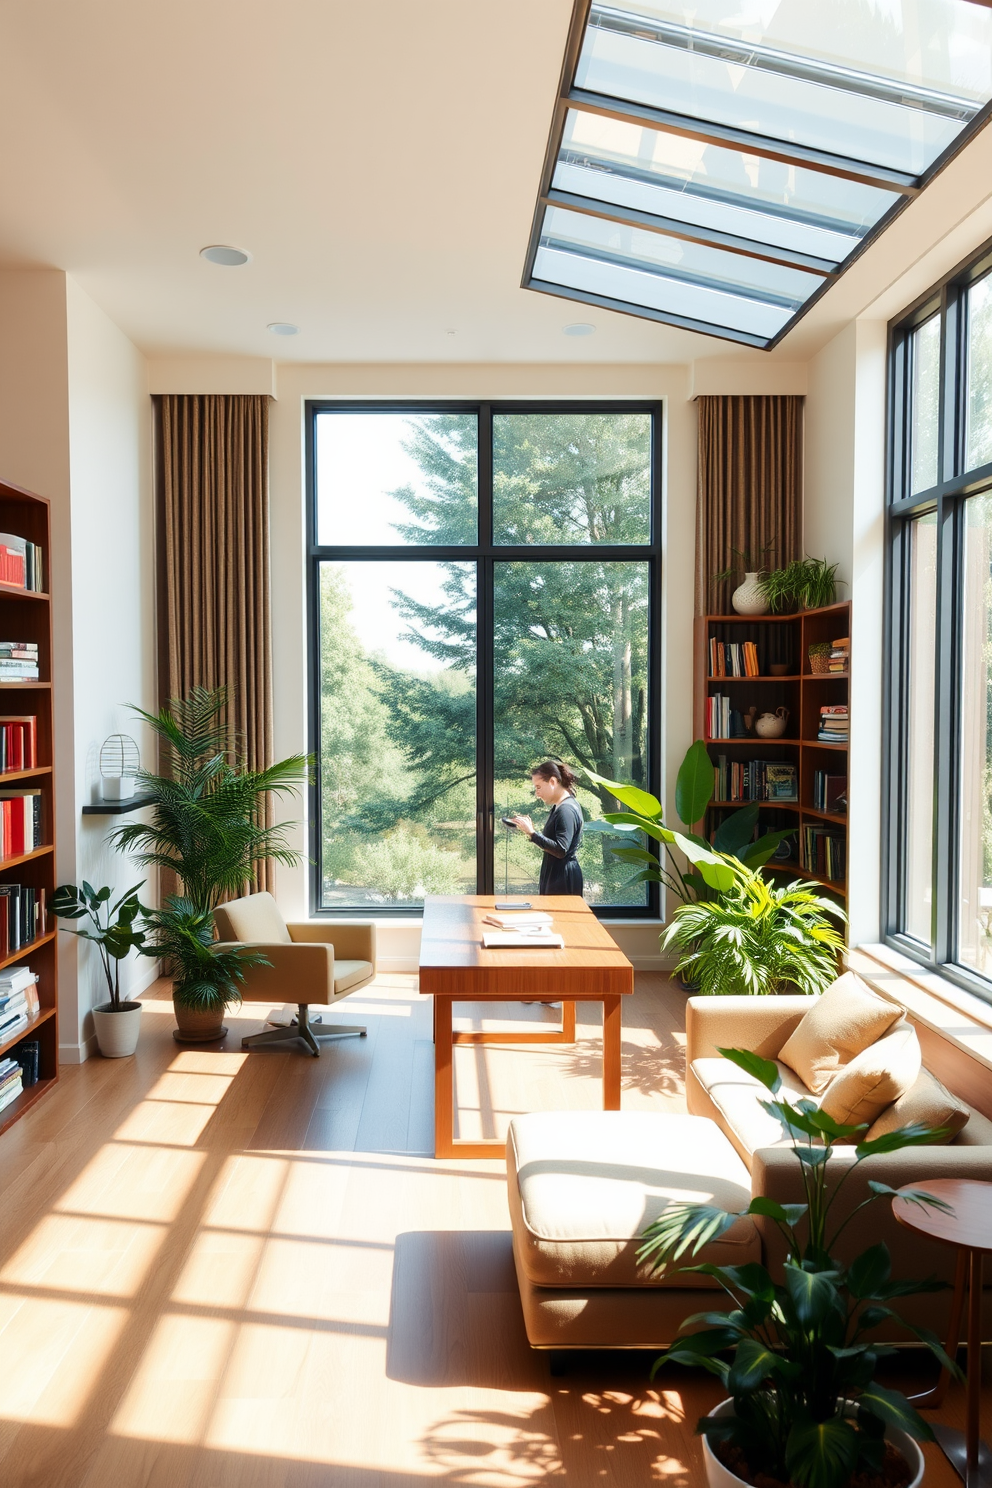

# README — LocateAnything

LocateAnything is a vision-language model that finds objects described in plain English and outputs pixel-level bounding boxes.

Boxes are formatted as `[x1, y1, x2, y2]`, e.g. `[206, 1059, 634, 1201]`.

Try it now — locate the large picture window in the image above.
[307, 402, 661, 916]
[885, 237, 992, 992]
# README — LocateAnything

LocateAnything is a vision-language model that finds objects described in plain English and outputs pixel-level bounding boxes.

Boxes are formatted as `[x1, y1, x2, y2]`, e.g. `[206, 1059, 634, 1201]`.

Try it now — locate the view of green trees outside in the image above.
[315, 409, 653, 908]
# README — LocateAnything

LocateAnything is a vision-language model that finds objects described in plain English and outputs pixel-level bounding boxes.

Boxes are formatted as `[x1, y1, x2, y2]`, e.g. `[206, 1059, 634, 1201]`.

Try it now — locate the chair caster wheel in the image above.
[360, 1030, 368, 1037]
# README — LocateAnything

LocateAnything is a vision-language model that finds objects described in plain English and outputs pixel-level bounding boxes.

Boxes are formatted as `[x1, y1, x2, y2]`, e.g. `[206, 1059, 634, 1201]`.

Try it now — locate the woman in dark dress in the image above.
[510, 761, 584, 898]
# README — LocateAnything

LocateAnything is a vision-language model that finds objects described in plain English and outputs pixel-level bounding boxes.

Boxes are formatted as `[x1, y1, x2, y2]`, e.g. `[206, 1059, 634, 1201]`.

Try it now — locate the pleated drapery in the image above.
[695, 396, 804, 616]
[157, 393, 275, 892]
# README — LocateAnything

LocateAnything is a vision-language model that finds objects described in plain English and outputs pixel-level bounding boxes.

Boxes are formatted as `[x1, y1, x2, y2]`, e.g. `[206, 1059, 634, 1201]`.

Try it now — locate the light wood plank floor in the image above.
[0, 972, 978, 1486]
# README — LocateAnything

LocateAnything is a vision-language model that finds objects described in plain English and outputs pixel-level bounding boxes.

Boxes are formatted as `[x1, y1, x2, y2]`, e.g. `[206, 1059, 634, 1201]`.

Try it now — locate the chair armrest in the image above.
[686, 995, 816, 1063]
[751, 1143, 992, 1285]
[213, 940, 335, 1005]
[286, 920, 376, 963]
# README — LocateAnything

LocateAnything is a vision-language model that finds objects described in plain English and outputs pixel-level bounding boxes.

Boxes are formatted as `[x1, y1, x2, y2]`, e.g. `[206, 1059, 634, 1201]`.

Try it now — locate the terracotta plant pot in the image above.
[701, 1397, 924, 1488]
[172, 998, 228, 1043]
[91, 1000, 142, 1058]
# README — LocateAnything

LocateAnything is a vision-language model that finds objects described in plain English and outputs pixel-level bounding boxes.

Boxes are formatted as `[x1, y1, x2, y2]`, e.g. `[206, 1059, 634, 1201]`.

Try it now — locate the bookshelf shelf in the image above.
[696, 601, 851, 906]
[0, 478, 57, 1135]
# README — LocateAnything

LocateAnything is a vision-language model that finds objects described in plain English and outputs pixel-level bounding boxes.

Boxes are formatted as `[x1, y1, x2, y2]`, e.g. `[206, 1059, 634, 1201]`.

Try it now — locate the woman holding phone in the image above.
[509, 760, 584, 898]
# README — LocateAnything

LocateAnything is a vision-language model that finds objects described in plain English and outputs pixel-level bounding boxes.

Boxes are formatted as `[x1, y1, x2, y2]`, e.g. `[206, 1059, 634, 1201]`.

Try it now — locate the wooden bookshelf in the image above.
[695, 601, 851, 903]
[0, 480, 56, 1135]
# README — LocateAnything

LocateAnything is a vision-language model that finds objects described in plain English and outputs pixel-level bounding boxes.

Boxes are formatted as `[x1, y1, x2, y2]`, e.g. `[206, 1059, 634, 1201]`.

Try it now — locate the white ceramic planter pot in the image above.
[92, 1000, 142, 1058]
[701, 1397, 924, 1488]
[731, 573, 769, 616]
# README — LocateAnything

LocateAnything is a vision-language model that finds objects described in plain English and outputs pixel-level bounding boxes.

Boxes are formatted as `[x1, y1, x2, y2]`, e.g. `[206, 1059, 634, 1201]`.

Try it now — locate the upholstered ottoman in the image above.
[506, 1110, 758, 1353]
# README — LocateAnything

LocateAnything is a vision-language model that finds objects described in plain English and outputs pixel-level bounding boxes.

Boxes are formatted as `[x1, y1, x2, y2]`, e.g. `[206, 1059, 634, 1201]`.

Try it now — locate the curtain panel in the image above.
[156, 393, 274, 892]
[695, 395, 804, 616]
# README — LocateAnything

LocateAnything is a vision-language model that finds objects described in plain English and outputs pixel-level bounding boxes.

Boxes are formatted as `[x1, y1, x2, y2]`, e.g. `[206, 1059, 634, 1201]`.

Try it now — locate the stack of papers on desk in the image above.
[482, 930, 565, 949]
[482, 911, 553, 929]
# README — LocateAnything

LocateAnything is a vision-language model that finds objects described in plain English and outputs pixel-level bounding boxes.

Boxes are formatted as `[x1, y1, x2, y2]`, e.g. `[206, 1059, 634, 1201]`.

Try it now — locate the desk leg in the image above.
[932, 1247, 992, 1487]
[562, 1000, 576, 1042]
[602, 996, 622, 1110]
[434, 996, 454, 1158]
[914, 1246, 966, 1408]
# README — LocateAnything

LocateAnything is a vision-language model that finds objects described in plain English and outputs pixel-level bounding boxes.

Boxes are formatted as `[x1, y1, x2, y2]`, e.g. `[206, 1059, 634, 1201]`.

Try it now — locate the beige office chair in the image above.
[213, 892, 376, 1057]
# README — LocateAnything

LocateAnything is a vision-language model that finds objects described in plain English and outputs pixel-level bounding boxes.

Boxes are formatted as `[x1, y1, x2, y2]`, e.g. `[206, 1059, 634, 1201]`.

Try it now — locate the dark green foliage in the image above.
[641, 1045, 960, 1488]
[140, 897, 269, 1012]
[51, 881, 146, 1009]
[761, 558, 843, 613]
[110, 686, 310, 914]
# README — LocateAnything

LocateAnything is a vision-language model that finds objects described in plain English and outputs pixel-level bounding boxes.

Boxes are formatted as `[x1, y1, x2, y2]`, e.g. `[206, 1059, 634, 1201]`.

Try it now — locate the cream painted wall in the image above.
[65, 277, 158, 1058]
[263, 361, 698, 968]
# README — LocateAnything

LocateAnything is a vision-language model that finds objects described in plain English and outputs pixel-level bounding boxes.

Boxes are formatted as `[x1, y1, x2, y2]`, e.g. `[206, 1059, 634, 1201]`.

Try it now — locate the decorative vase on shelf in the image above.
[754, 706, 789, 739]
[731, 573, 769, 615]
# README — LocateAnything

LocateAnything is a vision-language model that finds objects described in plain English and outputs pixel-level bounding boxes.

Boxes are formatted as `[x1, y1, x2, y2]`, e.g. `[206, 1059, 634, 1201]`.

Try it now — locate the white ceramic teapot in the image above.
[754, 706, 789, 739]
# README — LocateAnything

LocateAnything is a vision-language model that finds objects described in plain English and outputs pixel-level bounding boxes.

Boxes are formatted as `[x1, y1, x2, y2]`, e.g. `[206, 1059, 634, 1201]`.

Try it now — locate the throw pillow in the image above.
[865, 1068, 970, 1143]
[818, 1020, 922, 1127]
[778, 970, 902, 1095]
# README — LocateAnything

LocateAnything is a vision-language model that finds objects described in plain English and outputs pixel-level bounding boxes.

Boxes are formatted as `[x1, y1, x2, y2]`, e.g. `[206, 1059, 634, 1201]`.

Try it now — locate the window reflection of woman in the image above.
[510, 761, 584, 898]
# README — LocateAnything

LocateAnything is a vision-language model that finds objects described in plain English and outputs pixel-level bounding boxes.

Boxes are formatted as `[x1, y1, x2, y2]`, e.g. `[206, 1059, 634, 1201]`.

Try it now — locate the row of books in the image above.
[0, 641, 39, 682]
[813, 771, 847, 814]
[714, 756, 798, 802]
[0, 533, 44, 592]
[0, 714, 37, 772]
[828, 636, 849, 674]
[0, 1057, 22, 1113]
[0, 887, 47, 957]
[0, 790, 42, 858]
[708, 639, 761, 678]
[800, 824, 846, 882]
[818, 704, 849, 743]
[0, 965, 40, 1046]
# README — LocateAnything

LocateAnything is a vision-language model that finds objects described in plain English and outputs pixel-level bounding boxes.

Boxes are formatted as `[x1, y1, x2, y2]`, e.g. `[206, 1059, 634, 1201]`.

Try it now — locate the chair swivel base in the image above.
[241, 1004, 367, 1058]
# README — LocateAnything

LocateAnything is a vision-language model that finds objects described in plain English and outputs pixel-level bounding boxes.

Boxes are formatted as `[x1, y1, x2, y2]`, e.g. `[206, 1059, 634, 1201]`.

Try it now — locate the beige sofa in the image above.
[507, 994, 992, 1354]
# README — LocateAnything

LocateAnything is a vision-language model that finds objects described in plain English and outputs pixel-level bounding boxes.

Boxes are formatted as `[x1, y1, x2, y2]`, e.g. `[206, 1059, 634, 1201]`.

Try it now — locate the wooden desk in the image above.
[419, 895, 634, 1159]
[893, 1179, 992, 1486]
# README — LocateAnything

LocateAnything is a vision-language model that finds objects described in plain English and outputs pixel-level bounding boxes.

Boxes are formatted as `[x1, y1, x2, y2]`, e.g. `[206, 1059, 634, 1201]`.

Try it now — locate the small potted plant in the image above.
[761, 557, 842, 613]
[640, 1047, 960, 1488]
[140, 898, 268, 1042]
[661, 857, 846, 995]
[809, 640, 832, 674]
[51, 882, 147, 1057]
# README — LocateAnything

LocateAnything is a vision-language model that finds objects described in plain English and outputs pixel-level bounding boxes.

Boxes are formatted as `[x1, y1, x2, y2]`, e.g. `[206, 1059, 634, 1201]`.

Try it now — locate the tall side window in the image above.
[308, 403, 660, 916]
[886, 239, 992, 994]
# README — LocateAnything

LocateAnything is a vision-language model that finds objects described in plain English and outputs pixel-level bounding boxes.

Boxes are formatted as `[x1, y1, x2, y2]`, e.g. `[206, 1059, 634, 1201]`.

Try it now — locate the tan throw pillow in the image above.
[778, 971, 902, 1095]
[865, 1068, 970, 1143]
[818, 1020, 922, 1127]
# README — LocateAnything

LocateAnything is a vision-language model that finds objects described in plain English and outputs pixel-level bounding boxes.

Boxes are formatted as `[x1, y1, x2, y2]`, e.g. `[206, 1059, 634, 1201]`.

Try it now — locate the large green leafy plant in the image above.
[662, 860, 846, 995]
[585, 739, 794, 905]
[140, 899, 267, 1012]
[111, 686, 310, 914]
[640, 1047, 958, 1488]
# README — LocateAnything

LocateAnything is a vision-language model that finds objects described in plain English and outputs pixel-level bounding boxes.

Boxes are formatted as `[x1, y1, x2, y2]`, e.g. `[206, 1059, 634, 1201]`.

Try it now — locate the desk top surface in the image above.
[418, 895, 633, 990]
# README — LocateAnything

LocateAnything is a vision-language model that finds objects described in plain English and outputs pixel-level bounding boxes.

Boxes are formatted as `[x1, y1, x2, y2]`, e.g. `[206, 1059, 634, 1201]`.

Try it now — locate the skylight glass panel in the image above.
[553, 110, 899, 266]
[534, 204, 824, 340]
[576, 1, 991, 176]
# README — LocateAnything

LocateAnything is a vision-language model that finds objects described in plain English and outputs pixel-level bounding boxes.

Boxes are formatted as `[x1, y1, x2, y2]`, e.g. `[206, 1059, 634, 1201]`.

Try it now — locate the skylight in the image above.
[523, 0, 992, 348]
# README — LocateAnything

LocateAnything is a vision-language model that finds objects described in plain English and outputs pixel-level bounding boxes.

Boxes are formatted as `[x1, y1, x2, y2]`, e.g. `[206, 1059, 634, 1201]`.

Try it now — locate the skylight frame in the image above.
[522, 0, 992, 351]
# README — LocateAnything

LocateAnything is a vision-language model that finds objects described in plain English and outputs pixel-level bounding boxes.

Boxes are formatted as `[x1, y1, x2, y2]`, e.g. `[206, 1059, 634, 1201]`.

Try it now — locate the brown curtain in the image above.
[695, 396, 804, 616]
[157, 394, 274, 892]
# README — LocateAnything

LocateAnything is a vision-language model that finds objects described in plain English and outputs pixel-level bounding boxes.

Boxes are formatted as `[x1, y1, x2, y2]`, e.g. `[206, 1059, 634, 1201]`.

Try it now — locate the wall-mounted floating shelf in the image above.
[82, 794, 156, 816]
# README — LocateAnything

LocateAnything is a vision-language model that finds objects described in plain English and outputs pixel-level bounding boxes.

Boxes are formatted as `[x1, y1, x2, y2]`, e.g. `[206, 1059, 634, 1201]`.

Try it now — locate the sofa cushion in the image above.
[690, 1058, 814, 1162]
[507, 1110, 759, 1289]
[866, 1067, 970, 1143]
[818, 1019, 921, 1127]
[778, 971, 902, 1095]
[332, 959, 374, 995]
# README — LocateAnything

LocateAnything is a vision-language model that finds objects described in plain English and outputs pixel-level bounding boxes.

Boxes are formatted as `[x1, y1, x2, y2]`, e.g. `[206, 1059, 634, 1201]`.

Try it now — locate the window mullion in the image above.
[477, 407, 495, 894]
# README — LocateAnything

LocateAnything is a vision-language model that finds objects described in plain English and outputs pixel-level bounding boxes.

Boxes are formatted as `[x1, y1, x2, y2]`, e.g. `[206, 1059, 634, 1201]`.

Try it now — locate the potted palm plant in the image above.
[661, 858, 846, 995]
[640, 1047, 959, 1488]
[760, 557, 842, 613]
[140, 899, 267, 1042]
[51, 882, 147, 1056]
[111, 686, 309, 1036]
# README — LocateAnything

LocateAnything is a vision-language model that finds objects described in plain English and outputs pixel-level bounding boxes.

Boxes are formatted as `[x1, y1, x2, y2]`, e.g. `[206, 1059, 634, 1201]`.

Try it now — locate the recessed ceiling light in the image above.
[267, 322, 299, 336]
[563, 322, 595, 337]
[199, 244, 251, 267]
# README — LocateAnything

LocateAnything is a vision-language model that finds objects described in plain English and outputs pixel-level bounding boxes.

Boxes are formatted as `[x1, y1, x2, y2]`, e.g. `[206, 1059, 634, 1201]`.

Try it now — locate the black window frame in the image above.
[884, 231, 992, 998]
[305, 398, 664, 920]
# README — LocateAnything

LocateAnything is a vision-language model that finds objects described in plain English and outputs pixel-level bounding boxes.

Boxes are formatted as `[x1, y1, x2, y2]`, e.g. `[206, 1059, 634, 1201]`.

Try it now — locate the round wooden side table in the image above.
[892, 1179, 992, 1486]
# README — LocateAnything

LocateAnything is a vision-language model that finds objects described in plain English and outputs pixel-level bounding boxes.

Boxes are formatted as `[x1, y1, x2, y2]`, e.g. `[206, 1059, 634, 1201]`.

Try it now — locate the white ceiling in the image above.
[0, 0, 990, 367]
